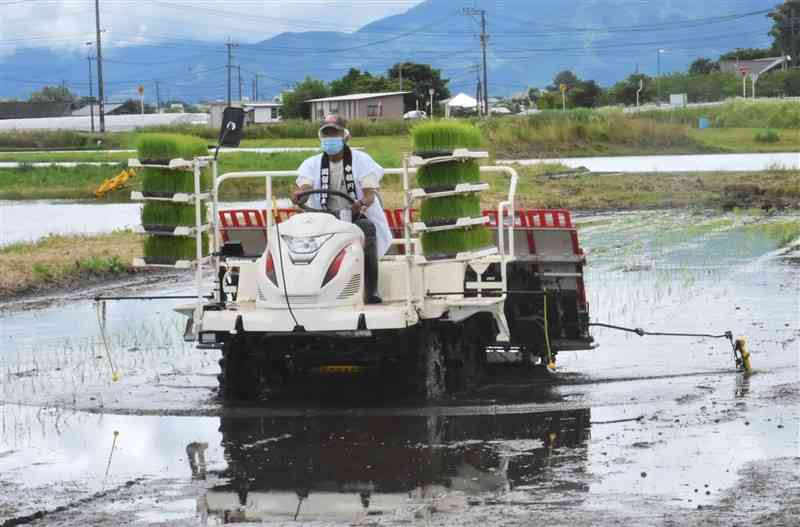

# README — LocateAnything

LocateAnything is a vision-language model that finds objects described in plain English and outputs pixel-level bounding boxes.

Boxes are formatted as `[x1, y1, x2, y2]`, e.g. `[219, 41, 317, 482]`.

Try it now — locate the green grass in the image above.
[136, 133, 208, 160]
[411, 121, 482, 155]
[0, 129, 124, 150]
[688, 128, 800, 153]
[639, 100, 800, 129]
[416, 160, 481, 188]
[420, 195, 481, 222]
[421, 228, 493, 256]
[0, 163, 125, 200]
[0, 151, 133, 162]
[482, 112, 707, 158]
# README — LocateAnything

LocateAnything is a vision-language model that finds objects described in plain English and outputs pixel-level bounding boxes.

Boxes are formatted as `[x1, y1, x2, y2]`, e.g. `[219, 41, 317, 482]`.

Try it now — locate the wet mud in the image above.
[1, 210, 798, 525]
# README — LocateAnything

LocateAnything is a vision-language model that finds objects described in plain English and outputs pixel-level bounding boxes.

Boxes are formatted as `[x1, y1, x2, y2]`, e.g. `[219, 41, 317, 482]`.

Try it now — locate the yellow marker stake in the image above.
[543, 294, 555, 370]
[736, 337, 753, 376]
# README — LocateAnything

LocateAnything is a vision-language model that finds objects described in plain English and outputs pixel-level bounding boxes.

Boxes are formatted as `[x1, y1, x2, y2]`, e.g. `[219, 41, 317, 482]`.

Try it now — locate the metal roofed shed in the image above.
[305, 91, 410, 121]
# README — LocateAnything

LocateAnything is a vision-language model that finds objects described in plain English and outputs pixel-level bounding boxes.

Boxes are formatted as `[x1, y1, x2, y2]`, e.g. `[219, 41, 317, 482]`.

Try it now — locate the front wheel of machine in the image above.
[413, 326, 446, 401]
[217, 339, 263, 401]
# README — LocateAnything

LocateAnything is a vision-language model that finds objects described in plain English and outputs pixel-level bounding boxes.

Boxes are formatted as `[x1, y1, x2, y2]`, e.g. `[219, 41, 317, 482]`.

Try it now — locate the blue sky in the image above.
[0, 0, 425, 55]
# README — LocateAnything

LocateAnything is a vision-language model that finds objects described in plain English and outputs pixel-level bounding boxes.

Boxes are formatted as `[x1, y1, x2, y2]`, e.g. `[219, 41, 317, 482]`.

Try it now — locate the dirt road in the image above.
[1, 210, 798, 526]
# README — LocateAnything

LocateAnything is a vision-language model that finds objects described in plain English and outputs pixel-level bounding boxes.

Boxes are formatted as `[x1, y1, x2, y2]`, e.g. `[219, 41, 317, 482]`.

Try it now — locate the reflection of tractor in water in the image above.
[196, 409, 591, 523]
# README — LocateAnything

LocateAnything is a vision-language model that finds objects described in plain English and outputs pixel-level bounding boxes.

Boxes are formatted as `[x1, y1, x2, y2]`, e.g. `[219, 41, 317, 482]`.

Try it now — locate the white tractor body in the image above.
[255, 212, 365, 310]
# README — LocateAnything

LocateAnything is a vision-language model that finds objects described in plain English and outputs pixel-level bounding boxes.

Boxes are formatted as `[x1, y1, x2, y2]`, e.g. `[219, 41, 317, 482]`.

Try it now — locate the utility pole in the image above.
[87, 53, 95, 133]
[85, 41, 95, 133]
[464, 8, 489, 117]
[791, 8, 798, 69]
[236, 66, 243, 101]
[154, 80, 161, 113]
[94, 0, 106, 133]
[656, 48, 664, 105]
[225, 40, 238, 105]
[252, 78, 257, 101]
[476, 66, 482, 116]
[254, 74, 266, 101]
[480, 11, 489, 117]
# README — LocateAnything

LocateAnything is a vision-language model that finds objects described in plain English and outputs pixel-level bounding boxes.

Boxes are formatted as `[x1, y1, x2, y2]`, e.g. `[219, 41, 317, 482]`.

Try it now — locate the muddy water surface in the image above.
[1, 209, 798, 525]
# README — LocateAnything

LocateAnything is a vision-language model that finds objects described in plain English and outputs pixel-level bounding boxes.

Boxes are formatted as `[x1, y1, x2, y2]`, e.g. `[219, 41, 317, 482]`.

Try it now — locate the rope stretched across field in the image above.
[588, 322, 732, 341]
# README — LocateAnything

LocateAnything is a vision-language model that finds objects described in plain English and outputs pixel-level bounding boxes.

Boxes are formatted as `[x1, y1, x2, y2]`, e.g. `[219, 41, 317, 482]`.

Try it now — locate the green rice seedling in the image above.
[136, 133, 208, 161]
[416, 160, 481, 188]
[140, 167, 211, 194]
[141, 202, 207, 227]
[143, 235, 208, 263]
[421, 228, 493, 256]
[411, 121, 482, 155]
[420, 195, 481, 222]
[411, 121, 489, 256]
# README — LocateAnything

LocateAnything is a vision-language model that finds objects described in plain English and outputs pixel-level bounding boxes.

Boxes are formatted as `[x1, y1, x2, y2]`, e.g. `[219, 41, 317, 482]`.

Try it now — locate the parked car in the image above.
[403, 110, 427, 120]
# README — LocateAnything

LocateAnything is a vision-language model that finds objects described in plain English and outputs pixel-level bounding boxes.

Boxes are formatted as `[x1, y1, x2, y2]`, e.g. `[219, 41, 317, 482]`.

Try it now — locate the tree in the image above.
[29, 86, 76, 104]
[330, 68, 392, 96]
[604, 74, 653, 106]
[769, 0, 800, 67]
[571, 80, 602, 108]
[387, 62, 450, 111]
[527, 87, 542, 105]
[689, 58, 720, 75]
[719, 48, 776, 61]
[547, 70, 580, 92]
[281, 77, 329, 119]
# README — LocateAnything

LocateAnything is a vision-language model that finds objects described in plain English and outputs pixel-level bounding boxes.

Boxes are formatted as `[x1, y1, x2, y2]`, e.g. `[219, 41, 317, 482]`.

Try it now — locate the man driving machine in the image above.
[291, 114, 391, 304]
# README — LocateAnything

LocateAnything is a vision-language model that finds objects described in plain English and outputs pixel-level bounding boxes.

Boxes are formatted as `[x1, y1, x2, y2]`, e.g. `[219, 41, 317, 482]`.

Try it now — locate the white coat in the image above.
[296, 149, 393, 257]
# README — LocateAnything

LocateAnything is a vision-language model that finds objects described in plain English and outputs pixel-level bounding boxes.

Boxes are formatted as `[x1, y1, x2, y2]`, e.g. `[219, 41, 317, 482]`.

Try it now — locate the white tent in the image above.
[444, 93, 478, 118]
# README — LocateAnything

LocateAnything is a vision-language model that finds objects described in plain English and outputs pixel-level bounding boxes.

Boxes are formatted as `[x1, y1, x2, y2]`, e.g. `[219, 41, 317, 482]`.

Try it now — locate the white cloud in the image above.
[0, 0, 425, 56]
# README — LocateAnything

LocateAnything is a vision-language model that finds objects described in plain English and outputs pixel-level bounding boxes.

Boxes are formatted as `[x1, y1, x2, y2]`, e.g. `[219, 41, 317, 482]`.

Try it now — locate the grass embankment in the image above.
[0, 231, 142, 299]
[498, 168, 800, 210]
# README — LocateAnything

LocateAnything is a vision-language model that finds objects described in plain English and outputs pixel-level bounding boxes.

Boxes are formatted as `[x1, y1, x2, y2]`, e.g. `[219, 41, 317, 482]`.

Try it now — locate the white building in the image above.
[305, 92, 409, 121]
[209, 101, 282, 129]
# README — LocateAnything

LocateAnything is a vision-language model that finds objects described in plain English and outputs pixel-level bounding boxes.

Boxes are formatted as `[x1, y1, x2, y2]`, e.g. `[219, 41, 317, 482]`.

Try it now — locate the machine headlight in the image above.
[282, 234, 333, 255]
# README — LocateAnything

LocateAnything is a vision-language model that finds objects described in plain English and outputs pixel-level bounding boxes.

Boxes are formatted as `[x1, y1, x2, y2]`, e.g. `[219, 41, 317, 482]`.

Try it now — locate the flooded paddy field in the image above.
[1, 209, 798, 526]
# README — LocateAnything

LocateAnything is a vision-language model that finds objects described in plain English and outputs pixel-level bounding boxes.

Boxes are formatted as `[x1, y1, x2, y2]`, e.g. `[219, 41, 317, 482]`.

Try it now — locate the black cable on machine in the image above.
[273, 217, 304, 332]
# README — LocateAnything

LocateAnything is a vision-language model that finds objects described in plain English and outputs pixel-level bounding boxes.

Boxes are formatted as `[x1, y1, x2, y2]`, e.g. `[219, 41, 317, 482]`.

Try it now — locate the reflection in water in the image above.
[197, 409, 591, 523]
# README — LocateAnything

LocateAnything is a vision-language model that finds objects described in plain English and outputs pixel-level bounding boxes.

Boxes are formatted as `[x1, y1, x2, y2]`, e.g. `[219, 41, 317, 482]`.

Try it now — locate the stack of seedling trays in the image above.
[130, 134, 210, 269]
[409, 122, 494, 261]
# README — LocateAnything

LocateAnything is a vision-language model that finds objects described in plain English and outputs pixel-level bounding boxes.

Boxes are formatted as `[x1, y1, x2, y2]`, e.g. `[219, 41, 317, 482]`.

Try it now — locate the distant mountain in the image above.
[0, 0, 776, 103]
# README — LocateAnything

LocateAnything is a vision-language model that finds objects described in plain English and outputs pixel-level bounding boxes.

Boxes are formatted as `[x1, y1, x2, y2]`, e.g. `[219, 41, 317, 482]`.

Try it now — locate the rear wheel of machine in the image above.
[413, 325, 446, 400]
[217, 339, 263, 401]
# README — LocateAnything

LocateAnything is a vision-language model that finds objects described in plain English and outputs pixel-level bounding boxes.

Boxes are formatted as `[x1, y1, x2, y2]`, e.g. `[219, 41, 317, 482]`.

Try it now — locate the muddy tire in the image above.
[217, 339, 262, 401]
[413, 326, 446, 400]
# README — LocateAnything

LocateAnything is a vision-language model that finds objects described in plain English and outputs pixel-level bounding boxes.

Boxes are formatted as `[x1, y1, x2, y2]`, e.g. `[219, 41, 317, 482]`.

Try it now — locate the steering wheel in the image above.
[295, 189, 356, 213]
